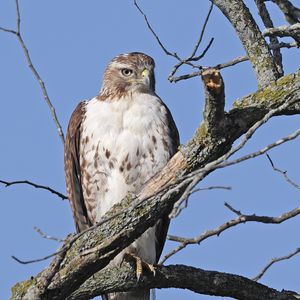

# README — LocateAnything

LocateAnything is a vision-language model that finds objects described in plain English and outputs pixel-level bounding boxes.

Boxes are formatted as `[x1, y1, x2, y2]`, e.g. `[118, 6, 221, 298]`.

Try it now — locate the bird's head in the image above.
[99, 52, 156, 100]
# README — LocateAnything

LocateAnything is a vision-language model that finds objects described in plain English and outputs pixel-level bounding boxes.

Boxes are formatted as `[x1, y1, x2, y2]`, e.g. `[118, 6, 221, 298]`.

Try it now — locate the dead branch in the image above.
[171, 40, 298, 83]
[253, 247, 300, 281]
[271, 0, 300, 24]
[255, 0, 283, 75]
[162, 203, 300, 263]
[266, 154, 300, 189]
[10, 69, 300, 300]
[67, 263, 299, 300]
[264, 23, 300, 39]
[211, 0, 279, 87]
[34, 226, 64, 243]
[0, 0, 65, 144]
[0, 179, 68, 200]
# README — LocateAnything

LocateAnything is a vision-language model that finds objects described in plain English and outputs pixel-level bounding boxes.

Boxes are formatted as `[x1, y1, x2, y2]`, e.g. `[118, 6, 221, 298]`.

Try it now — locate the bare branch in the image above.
[68, 263, 300, 300]
[11, 70, 300, 299]
[255, 0, 284, 75]
[211, 0, 279, 87]
[266, 153, 300, 189]
[162, 204, 300, 263]
[190, 185, 232, 194]
[272, 0, 300, 24]
[264, 23, 300, 38]
[214, 126, 300, 172]
[133, 0, 180, 59]
[189, 2, 214, 59]
[253, 247, 300, 281]
[34, 226, 64, 243]
[0, 179, 68, 200]
[0, 0, 65, 144]
[134, 1, 215, 82]
[171, 40, 298, 83]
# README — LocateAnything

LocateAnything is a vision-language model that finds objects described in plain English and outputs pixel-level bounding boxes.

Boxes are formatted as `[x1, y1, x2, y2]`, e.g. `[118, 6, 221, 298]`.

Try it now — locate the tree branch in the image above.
[67, 263, 299, 300]
[263, 23, 300, 41]
[202, 68, 225, 137]
[0, 0, 65, 144]
[253, 247, 300, 281]
[10, 70, 300, 299]
[211, 0, 279, 87]
[271, 0, 300, 24]
[0, 179, 68, 200]
[162, 203, 300, 263]
[255, 0, 284, 75]
[266, 153, 300, 189]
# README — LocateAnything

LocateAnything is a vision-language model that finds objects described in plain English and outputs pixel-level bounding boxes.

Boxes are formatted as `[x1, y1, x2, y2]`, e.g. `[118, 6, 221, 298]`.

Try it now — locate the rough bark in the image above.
[68, 263, 299, 300]
[11, 69, 300, 300]
[212, 0, 279, 87]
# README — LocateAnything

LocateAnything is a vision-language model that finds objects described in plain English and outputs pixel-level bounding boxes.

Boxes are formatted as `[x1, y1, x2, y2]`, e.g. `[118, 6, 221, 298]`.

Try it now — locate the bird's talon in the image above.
[124, 252, 156, 280]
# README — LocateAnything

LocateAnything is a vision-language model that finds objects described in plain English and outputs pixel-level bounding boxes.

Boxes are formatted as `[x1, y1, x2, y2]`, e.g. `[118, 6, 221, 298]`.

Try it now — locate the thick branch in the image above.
[272, 0, 300, 24]
[11, 70, 300, 300]
[212, 0, 279, 87]
[255, 0, 283, 75]
[264, 23, 300, 39]
[202, 69, 225, 137]
[68, 263, 299, 300]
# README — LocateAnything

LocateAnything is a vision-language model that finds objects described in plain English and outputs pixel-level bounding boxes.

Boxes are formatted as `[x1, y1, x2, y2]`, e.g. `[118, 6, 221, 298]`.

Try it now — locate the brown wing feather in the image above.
[155, 103, 180, 262]
[64, 101, 92, 233]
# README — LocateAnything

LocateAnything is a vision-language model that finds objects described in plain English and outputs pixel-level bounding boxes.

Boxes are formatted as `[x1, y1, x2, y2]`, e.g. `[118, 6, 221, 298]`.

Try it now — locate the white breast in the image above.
[80, 93, 173, 264]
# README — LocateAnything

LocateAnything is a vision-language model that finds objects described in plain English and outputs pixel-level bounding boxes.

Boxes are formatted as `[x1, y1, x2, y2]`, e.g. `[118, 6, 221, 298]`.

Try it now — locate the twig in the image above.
[170, 41, 298, 83]
[133, 0, 180, 59]
[170, 185, 231, 218]
[190, 185, 232, 195]
[0, 179, 68, 200]
[224, 202, 242, 216]
[0, 0, 65, 144]
[34, 226, 64, 243]
[190, 2, 214, 60]
[162, 204, 300, 263]
[191, 95, 300, 179]
[134, 0, 214, 81]
[252, 247, 300, 281]
[266, 153, 300, 189]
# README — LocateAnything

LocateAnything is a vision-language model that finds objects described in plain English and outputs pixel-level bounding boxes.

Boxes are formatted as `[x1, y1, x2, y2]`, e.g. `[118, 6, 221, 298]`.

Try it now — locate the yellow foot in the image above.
[124, 252, 156, 281]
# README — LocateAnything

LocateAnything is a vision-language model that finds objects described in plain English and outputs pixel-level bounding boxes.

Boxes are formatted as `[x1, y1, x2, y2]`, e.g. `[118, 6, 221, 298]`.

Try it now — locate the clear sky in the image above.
[1, 1, 300, 299]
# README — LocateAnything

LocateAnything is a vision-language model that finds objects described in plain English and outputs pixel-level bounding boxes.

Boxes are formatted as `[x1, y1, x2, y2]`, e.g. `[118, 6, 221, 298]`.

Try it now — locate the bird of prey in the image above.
[64, 52, 179, 300]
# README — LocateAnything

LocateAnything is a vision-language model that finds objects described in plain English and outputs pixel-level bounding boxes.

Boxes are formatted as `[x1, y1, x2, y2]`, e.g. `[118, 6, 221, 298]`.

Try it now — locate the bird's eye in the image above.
[121, 68, 133, 77]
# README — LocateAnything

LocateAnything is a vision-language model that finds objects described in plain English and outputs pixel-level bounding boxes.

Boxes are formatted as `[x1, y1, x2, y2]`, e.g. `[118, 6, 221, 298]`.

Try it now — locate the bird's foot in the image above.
[123, 252, 156, 281]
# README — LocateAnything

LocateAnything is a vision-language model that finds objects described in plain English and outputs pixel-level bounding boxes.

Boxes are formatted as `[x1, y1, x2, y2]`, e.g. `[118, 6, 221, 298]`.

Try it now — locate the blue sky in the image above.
[1, 1, 300, 299]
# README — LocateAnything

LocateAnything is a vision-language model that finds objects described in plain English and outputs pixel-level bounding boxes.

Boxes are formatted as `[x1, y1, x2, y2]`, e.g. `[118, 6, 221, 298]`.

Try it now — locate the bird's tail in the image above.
[103, 290, 150, 300]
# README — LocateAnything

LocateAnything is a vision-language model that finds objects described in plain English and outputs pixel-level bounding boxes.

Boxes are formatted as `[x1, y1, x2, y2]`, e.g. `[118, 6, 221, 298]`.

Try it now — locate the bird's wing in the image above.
[155, 103, 180, 262]
[64, 101, 92, 233]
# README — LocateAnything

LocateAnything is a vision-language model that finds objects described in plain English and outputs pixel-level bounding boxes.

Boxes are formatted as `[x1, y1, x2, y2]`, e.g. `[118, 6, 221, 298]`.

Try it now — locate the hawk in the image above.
[64, 52, 179, 300]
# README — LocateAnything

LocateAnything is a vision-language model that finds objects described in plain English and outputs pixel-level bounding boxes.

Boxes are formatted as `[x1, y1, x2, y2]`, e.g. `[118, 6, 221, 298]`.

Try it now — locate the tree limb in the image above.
[67, 263, 299, 300]
[271, 0, 300, 24]
[255, 0, 284, 75]
[211, 0, 279, 87]
[11, 69, 300, 300]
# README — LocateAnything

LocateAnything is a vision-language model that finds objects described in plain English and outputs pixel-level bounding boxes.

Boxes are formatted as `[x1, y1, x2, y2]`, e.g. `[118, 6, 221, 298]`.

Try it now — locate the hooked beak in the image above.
[141, 69, 150, 87]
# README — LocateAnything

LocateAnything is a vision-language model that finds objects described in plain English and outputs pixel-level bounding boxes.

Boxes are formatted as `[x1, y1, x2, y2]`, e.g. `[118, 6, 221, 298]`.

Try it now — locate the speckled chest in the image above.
[79, 94, 173, 222]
